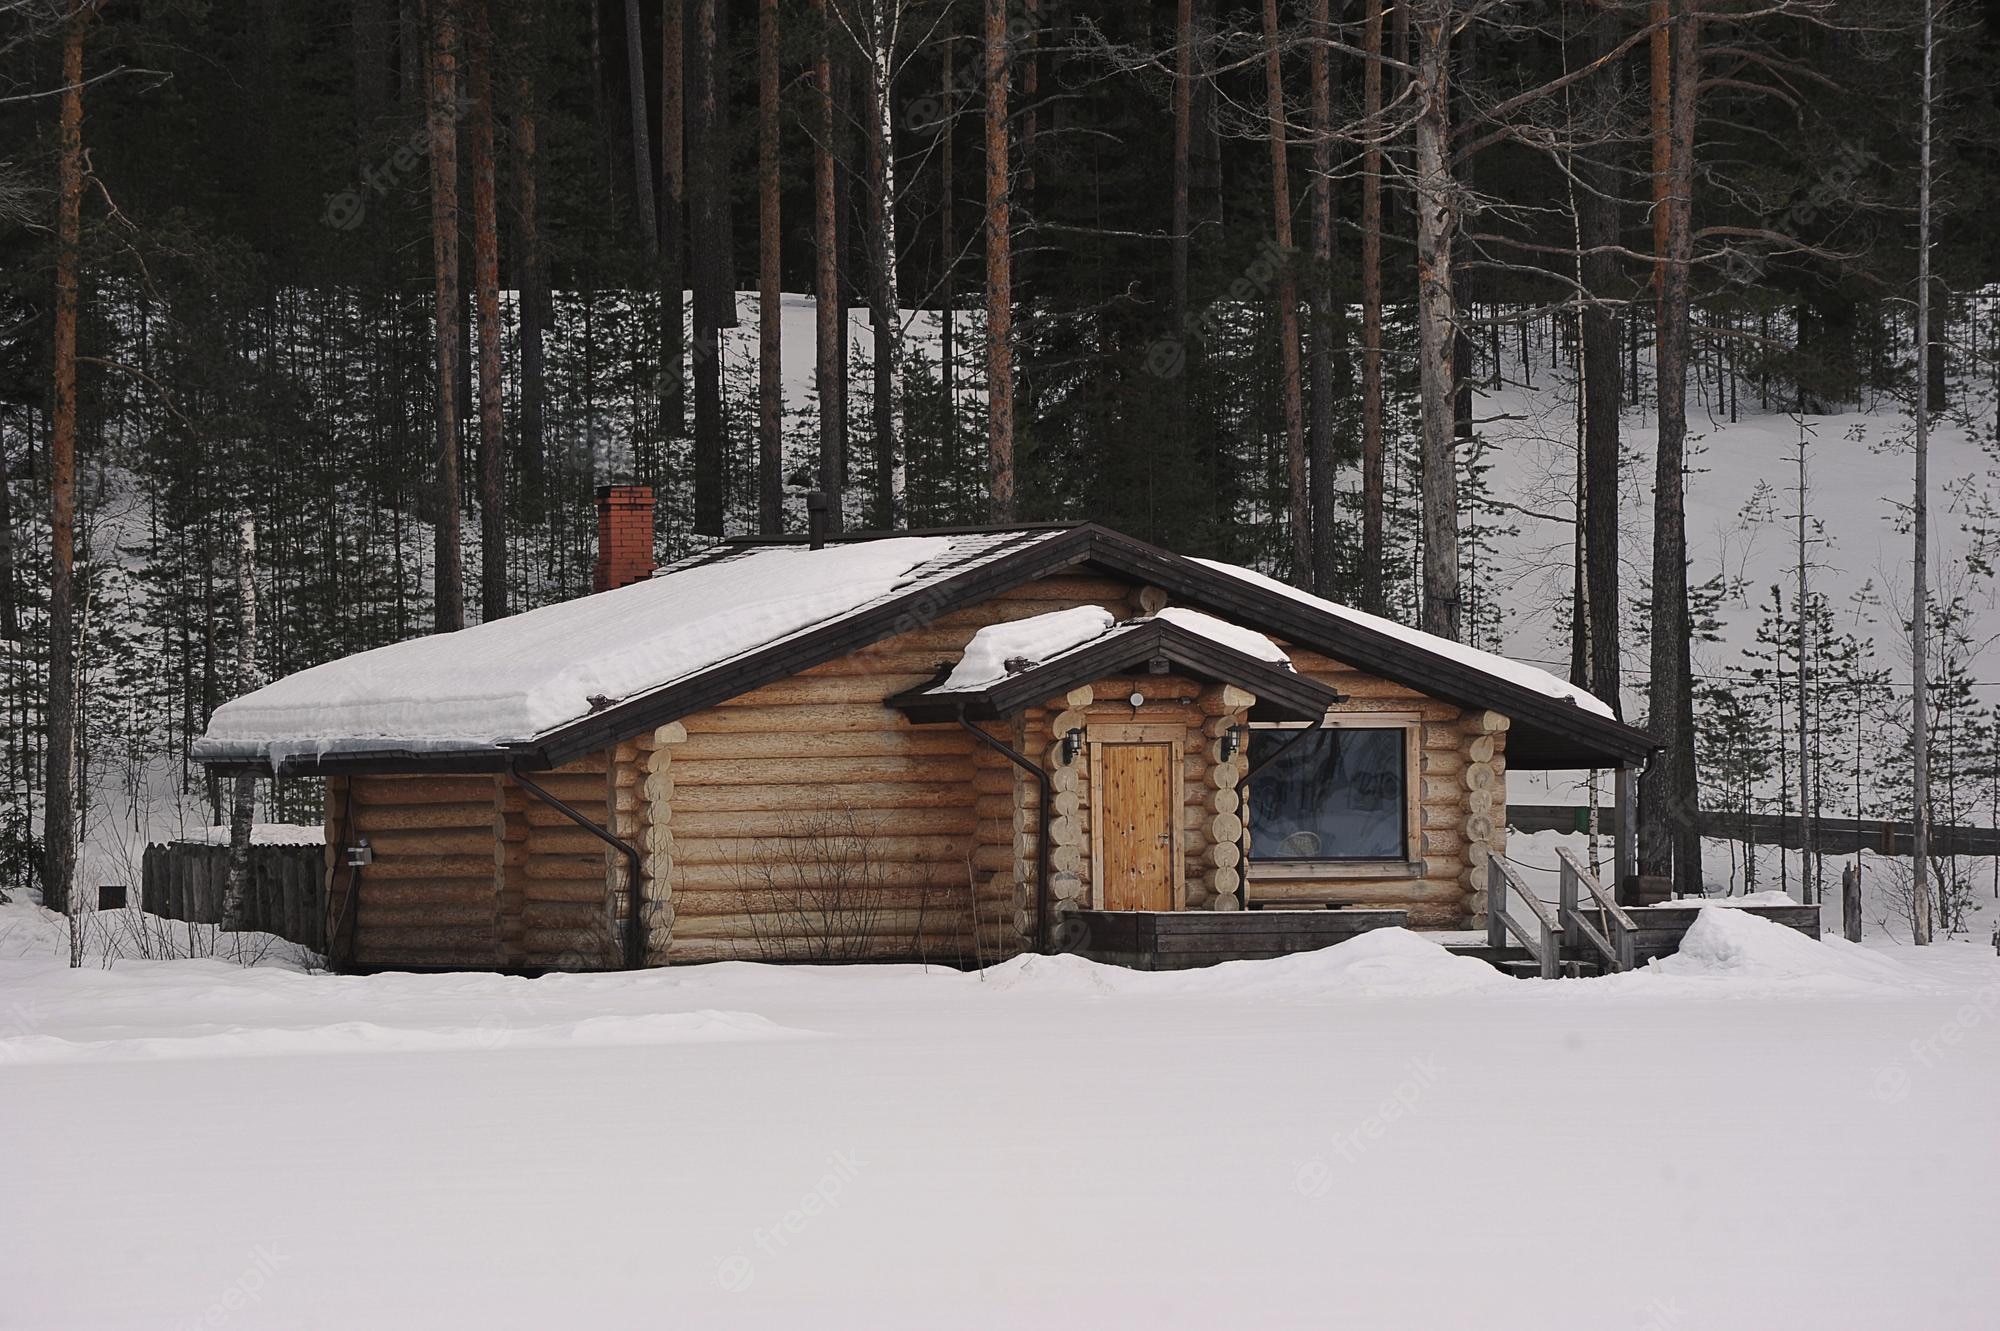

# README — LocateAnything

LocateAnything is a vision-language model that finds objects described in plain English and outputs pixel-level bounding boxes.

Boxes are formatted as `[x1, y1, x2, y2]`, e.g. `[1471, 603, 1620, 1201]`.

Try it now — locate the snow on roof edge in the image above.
[1190, 558, 1615, 719]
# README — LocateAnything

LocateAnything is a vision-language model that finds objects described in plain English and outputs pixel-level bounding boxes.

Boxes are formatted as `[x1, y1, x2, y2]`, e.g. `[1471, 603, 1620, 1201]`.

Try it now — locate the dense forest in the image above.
[2, 0, 1998, 931]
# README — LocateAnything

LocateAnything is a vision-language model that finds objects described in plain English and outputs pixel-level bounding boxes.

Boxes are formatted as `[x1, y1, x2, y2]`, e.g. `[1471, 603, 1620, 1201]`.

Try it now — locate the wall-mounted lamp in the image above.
[1061, 728, 1085, 765]
[1220, 726, 1244, 763]
[346, 836, 374, 869]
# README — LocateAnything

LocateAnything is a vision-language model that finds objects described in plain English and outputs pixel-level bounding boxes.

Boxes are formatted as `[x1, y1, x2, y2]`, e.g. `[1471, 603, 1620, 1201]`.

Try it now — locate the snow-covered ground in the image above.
[2, 897, 1994, 1330]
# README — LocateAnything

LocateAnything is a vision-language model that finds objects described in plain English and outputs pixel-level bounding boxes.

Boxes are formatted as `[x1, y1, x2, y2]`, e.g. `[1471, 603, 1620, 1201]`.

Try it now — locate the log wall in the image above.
[318, 572, 1514, 968]
[345, 771, 508, 969]
[660, 574, 1143, 965]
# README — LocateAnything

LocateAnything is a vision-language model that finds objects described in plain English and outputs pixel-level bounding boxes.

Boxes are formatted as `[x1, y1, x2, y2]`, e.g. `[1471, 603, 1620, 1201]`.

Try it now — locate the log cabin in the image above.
[194, 490, 1657, 972]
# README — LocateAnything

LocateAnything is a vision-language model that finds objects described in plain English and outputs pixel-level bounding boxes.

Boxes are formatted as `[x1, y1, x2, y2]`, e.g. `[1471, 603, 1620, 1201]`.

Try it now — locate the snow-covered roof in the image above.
[197, 533, 1052, 768]
[194, 522, 1650, 775]
[1192, 558, 1614, 719]
[937, 606, 1290, 695]
[174, 823, 326, 847]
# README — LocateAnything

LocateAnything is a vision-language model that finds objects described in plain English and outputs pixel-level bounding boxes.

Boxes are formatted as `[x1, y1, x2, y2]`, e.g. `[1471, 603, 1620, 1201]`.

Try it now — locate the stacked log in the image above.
[664, 684, 978, 965]
[495, 775, 528, 968]
[1041, 688, 1092, 936]
[517, 751, 617, 969]
[1195, 686, 1252, 910]
[1457, 710, 1509, 925]
[639, 722, 684, 962]
[346, 773, 505, 968]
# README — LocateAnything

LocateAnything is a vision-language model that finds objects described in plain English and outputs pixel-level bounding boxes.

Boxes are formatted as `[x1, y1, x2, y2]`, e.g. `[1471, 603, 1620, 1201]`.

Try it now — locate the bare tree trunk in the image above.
[426, 0, 464, 632]
[863, 31, 901, 528]
[1912, 0, 1935, 944]
[469, 0, 505, 620]
[661, 0, 687, 438]
[44, 0, 89, 919]
[512, 2, 546, 513]
[1649, 0, 1670, 307]
[1261, 0, 1310, 585]
[1307, 0, 1339, 596]
[939, 41, 956, 489]
[1359, 0, 1385, 614]
[985, 0, 1015, 521]
[1171, 0, 1192, 336]
[688, 0, 734, 535]
[1641, 0, 1700, 894]
[1411, 0, 1460, 641]
[0, 411, 15, 643]
[1579, 0, 1622, 714]
[757, 0, 783, 534]
[812, 0, 845, 528]
[222, 516, 260, 931]
[623, 0, 659, 260]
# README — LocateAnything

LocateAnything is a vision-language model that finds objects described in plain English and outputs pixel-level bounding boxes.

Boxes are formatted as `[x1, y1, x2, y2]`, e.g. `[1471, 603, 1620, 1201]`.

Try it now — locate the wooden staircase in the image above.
[1452, 848, 1638, 979]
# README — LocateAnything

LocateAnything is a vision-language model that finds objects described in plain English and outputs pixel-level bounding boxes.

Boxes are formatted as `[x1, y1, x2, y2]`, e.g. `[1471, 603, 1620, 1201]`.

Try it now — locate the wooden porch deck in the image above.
[1070, 908, 1411, 971]
[1068, 898, 1823, 976]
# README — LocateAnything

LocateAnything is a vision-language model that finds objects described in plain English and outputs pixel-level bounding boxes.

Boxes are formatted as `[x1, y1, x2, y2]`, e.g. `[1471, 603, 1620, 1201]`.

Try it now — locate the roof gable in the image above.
[887, 612, 1342, 724]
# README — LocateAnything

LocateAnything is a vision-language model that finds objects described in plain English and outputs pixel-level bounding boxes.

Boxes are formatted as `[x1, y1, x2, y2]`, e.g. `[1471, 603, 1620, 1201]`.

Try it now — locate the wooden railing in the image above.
[1555, 846, 1636, 973]
[1485, 856, 1560, 980]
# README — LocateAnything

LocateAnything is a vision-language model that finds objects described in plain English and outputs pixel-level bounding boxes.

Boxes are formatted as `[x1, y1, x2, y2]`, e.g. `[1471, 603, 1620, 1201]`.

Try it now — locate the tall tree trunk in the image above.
[426, 0, 464, 631]
[939, 40, 956, 500]
[1359, 0, 1385, 614]
[661, 0, 687, 438]
[222, 516, 259, 932]
[688, 0, 735, 535]
[44, 0, 89, 919]
[1171, 0, 1193, 334]
[354, 0, 395, 134]
[812, 0, 844, 528]
[1307, 0, 1339, 596]
[1578, 0, 1623, 715]
[1649, 0, 1671, 309]
[864, 26, 901, 529]
[985, 0, 1015, 521]
[623, 0, 659, 260]
[1411, 0, 1460, 641]
[512, 1, 546, 512]
[1642, 0, 1700, 894]
[0, 411, 15, 643]
[757, 0, 783, 533]
[1262, 0, 1310, 585]
[469, 0, 505, 620]
[1911, 0, 1936, 944]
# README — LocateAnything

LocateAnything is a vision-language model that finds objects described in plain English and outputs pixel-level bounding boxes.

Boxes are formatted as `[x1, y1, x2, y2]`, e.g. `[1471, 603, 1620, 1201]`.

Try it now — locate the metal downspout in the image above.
[511, 766, 647, 971]
[957, 713, 1055, 954]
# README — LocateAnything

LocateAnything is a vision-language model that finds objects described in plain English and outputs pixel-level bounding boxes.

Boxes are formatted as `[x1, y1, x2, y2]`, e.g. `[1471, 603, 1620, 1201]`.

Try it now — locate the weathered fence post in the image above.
[1486, 858, 1506, 950]
[1841, 862, 1862, 944]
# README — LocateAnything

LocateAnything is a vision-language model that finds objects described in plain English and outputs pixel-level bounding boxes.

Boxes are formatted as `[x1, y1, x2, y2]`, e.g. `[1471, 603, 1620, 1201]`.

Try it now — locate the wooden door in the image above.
[1096, 742, 1179, 911]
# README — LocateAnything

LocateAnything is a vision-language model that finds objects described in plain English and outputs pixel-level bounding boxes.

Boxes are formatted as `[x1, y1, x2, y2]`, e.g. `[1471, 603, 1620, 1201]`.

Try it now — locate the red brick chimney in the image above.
[593, 484, 657, 592]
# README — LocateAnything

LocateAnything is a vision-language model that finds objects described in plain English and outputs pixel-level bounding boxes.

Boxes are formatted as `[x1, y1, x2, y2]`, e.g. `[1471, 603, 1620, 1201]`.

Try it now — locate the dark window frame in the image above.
[1245, 713, 1422, 872]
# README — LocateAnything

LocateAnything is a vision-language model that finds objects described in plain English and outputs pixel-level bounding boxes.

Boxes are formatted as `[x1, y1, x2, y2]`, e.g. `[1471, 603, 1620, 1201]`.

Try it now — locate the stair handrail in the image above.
[1486, 856, 1561, 980]
[1555, 846, 1637, 972]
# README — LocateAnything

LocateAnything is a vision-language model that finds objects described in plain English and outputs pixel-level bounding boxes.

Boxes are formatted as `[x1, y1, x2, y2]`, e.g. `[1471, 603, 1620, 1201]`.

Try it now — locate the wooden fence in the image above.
[1510, 805, 2000, 857]
[140, 841, 327, 953]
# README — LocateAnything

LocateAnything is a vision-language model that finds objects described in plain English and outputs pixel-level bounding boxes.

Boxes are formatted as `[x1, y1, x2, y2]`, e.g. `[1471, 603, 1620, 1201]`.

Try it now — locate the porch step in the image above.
[1495, 958, 1602, 980]
[1442, 942, 1602, 979]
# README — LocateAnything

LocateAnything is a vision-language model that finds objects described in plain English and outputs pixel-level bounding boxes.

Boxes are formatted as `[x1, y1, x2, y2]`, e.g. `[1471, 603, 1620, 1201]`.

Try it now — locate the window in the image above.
[1248, 719, 1413, 863]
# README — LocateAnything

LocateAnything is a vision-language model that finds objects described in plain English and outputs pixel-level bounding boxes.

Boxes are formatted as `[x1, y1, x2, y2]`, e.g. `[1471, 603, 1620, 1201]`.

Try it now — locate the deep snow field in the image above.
[2, 897, 1995, 1330]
